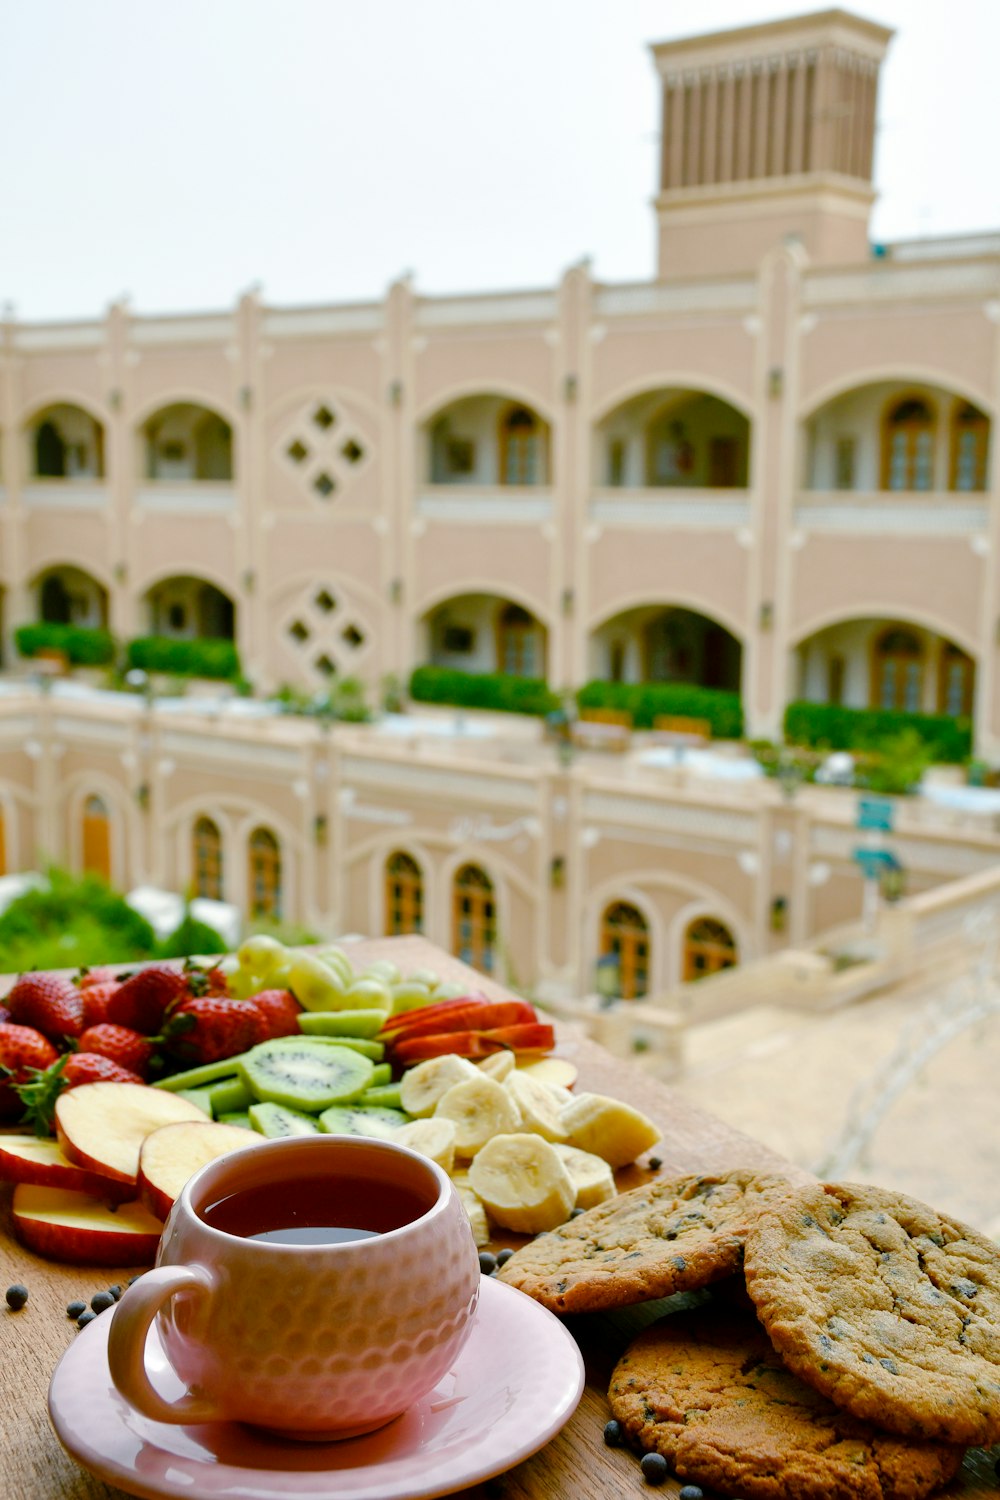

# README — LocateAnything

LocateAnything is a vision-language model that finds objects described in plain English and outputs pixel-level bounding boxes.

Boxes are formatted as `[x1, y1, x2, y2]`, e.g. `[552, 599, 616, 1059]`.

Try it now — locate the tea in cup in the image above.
[107, 1134, 481, 1439]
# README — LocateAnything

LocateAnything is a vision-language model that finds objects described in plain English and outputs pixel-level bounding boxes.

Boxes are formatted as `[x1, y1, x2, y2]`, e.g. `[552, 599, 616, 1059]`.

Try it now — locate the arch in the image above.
[415, 580, 554, 632]
[137, 562, 240, 605]
[34, 565, 109, 629]
[143, 575, 236, 640]
[141, 401, 233, 482]
[192, 816, 224, 901]
[28, 556, 115, 594]
[62, 772, 128, 889]
[599, 899, 651, 1000]
[451, 862, 497, 976]
[25, 401, 106, 480]
[131, 388, 241, 430]
[588, 592, 748, 648]
[788, 604, 979, 662]
[799, 368, 996, 422]
[416, 381, 556, 429]
[21, 392, 110, 429]
[384, 849, 424, 936]
[667, 896, 754, 987]
[593, 374, 755, 425]
[682, 915, 738, 983]
[247, 826, 282, 921]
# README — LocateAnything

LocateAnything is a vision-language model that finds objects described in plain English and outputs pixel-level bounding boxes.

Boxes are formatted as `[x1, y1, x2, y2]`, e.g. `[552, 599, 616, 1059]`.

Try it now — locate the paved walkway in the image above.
[671, 950, 1000, 1238]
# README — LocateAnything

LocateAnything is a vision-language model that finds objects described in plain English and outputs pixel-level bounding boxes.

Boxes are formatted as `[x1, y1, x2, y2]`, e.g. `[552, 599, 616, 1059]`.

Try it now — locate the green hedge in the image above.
[409, 666, 560, 717]
[126, 635, 241, 681]
[784, 701, 971, 763]
[15, 623, 115, 666]
[575, 680, 743, 738]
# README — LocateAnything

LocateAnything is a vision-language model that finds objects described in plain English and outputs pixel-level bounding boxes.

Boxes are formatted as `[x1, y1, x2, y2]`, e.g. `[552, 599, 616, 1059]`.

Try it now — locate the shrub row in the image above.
[409, 666, 560, 717]
[124, 636, 241, 681]
[14, 623, 115, 666]
[575, 679, 743, 737]
[783, 701, 971, 763]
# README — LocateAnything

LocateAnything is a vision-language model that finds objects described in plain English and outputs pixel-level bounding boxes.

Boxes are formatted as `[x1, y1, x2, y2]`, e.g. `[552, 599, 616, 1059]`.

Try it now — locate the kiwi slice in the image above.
[175, 1085, 214, 1116]
[368, 1063, 392, 1088]
[209, 1076, 254, 1115]
[239, 1039, 374, 1112]
[269, 1034, 385, 1063]
[217, 1111, 252, 1129]
[249, 1102, 321, 1138]
[318, 1105, 409, 1140]
[358, 1083, 404, 1109]
[298, 1009, 389, 1039]
[156, 1058, 247, 1091]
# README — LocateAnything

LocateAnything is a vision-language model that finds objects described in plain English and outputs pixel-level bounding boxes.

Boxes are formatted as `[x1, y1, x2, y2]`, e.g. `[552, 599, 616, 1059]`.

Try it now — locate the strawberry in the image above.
[78, 1024, 155, 1079]
[0, 1023, 59, 1122]
[106, 966, 189, 1034]
[15, 1052, 144, 1134]
[77, 965, 120, 991]
[6, 972, 85, 1043]
[79, 980, 122, 1028]
[249, 989, 302, 1040]
[163, 997, 267, 1065]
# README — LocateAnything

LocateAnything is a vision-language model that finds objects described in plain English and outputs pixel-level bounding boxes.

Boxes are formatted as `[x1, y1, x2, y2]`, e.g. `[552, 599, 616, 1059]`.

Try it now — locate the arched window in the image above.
[497, 603, 541, 677]
[882, 397, 935, 492]
[35, 420, 67, 477]
[193, 816, 223, 900]
[452, 864, 496, 974]
[248, 827, 281, 920]
[385, 851, 424, 936]
[873, 629, 924, 712]
[600, 901, 650, 1000]
[683, 917, 738, 982]
[82, 794, 111, 881]
[951, 402, 989, 492]
[500, 407, 543, 486]
[939, 643, 975, 718]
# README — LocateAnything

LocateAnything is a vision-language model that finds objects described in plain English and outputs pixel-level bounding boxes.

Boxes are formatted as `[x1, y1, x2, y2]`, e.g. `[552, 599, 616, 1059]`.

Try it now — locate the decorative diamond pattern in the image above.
[277, 395, 371, 509]
[281, 581, 371, 685]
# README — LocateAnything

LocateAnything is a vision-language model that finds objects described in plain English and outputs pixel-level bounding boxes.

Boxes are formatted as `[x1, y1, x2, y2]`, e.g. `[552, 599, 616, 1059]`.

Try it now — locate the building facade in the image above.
[0, 9, 998, 993]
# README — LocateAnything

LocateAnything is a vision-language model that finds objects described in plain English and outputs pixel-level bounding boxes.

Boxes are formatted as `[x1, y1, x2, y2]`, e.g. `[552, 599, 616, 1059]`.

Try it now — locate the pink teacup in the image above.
[107, 1134, 481, 1439]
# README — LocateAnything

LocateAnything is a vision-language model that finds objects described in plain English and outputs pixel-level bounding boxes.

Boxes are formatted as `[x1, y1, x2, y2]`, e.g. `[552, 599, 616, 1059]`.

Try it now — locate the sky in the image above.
[1, 0, 999, 321]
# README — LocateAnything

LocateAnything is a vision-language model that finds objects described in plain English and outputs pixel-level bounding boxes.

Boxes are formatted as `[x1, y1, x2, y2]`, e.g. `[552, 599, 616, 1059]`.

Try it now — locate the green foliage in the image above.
[156, 913, 229, 960]
[126, 635, 241, 681]
[15, 623, 115, 667]
[409, 666, 560, 717]
[269, 678, 370, 723]
[0, 869, 156, 973]
[575, 680, 743, 738]
[245, 916, 322, 948]
[784, 700, 971, 763]
[860, 729, 934, 796]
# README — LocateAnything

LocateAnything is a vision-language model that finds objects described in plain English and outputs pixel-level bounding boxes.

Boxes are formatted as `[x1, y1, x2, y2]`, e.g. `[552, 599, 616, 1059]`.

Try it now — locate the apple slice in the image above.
[56, 1082, 207, 1186]
[516, 1057, 578, 1091]
[392, 1030, 505, 1066]
[380, 995, 491, 1035]
[0, 1134, 134, 1202]
[138, 1120, 263, 1221]
[11, 1184, 163, 1266]
[382, 1000, 537, 1043]
[478, 1023, 555, 1056]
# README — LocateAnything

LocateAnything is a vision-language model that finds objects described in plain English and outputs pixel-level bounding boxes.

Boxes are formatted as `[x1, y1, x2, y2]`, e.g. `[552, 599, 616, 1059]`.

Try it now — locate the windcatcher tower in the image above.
[651, 9, 893, 277]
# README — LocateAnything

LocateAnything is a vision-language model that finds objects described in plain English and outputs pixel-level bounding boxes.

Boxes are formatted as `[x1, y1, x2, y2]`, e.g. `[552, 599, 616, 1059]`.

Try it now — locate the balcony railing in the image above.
[794, 491, 987, 535]
[417, 486, 553, 524]
[23, 481, 108, 509]
[590, 487, 750, 528]
[136, 482, 238, 513]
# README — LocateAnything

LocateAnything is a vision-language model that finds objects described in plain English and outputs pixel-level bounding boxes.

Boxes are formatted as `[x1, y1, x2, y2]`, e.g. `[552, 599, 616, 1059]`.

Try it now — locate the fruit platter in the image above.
[3, 935, 998, 1500]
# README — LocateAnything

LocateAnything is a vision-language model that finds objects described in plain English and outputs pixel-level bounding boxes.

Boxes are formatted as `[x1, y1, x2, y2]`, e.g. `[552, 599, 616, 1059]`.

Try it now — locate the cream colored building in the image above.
[0, 8, 998, 996]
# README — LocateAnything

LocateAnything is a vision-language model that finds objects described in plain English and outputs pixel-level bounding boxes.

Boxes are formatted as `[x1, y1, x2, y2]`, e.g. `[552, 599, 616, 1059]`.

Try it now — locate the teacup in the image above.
[107, 1134, 481, 1439]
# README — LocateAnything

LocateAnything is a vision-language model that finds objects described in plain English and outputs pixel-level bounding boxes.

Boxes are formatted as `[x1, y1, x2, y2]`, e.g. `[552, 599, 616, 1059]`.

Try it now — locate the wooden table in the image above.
[1, 937, 996, 1499]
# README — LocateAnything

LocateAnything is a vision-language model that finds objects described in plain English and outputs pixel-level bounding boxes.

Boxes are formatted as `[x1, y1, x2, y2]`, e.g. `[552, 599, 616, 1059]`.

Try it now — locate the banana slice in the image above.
[477, 1050, 516, 1083]
[559, 1092, 661, 1168]
[453, 1182, 491, 1248]
[543, 1082, 575, 1110]
[395, 1117, 457, 1173]
[399, 1054, 479, 1118]
[469, 1133, 575, 1234]
[552, 1143, 616, 1209]
[505, 1071, 568, 1143]
[434, 1074, 521, 1157]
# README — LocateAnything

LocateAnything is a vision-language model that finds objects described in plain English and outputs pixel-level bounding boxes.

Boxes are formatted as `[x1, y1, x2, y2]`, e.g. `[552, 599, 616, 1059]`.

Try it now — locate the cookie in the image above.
[608, 1306, 964, 1500]
[497, 1168, 793, 1313]
[744, 1180, 1000, 1446]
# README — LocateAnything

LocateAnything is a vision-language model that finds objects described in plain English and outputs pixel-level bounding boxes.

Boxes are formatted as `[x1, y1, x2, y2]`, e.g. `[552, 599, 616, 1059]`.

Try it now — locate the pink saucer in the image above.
[48, 1273, 585, 1500]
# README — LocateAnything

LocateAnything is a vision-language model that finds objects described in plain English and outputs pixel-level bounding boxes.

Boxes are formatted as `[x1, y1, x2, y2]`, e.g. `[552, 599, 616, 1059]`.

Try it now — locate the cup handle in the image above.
[108, 1264, 221, 1424]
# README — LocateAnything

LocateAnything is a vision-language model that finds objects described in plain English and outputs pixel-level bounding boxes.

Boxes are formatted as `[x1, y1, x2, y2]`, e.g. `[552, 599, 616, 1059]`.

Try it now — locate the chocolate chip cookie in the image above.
[608, 1306, 964, 1500]
[744, 1180, 1000, 1446]
[497, 1168, 793, 1313]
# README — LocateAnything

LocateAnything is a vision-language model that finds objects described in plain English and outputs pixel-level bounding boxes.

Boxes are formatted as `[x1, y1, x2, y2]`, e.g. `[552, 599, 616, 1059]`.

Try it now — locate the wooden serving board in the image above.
[1, 936, 996, 1499]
